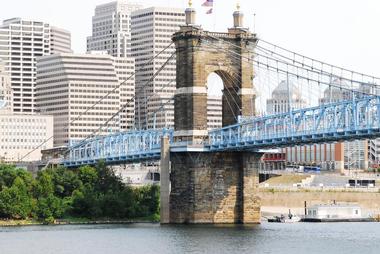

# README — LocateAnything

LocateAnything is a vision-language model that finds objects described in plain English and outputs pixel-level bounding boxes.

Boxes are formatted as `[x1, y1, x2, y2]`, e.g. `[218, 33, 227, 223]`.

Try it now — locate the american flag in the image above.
[202, 0, 214, 7]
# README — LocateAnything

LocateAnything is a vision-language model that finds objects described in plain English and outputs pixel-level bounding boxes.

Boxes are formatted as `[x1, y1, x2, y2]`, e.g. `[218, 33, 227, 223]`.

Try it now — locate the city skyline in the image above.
[0, 0, 379, 77]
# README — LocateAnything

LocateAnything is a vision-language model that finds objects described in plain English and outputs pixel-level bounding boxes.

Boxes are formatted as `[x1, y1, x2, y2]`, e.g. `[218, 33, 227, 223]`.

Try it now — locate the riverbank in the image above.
[0, 217, 158, 227]
[259, 189, 380, 218]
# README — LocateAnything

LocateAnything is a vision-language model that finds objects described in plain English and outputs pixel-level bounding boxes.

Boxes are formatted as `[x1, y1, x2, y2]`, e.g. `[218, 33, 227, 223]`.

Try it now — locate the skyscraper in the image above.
[36, 52, 134, 146]
[1, 59, 53, 161]
[0, 18, 71, 114]
[0, 60, 12, 112]
[87, 1, 142, 57]
[207, 95, 222, 130]
[131, 7, 185, 129]
[112, 56, 136, 130]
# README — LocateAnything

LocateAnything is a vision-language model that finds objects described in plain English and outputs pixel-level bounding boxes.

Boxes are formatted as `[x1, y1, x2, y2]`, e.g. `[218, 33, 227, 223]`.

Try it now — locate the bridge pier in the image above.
[169, 152, 261, 224]
[160, 136, 170, 224]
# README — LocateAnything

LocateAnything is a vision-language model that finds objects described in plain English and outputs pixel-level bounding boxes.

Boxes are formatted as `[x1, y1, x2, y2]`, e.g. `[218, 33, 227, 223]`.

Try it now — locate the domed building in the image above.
[319, 78, 353, 104]
[266, 80, 307, 114]
[264, 80, 307, 170]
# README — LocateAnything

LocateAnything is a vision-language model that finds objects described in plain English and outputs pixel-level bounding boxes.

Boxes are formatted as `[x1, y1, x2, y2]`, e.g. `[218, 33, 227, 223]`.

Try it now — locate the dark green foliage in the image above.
[0, 163, 160, 222]
[0, 165, 34, 191]
[0, 177, 33, 219]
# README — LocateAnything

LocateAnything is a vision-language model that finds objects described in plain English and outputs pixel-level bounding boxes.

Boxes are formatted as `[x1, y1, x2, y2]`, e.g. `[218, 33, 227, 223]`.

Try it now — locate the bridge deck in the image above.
[64, 96, 380, 167]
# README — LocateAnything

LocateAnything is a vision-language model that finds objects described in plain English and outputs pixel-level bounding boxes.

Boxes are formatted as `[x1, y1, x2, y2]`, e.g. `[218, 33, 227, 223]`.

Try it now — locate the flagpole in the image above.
[213, 0, 216, 30]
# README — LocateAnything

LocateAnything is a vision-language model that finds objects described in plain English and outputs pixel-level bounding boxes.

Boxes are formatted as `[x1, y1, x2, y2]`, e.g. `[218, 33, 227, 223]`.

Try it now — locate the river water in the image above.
[0, 222, 379, 254]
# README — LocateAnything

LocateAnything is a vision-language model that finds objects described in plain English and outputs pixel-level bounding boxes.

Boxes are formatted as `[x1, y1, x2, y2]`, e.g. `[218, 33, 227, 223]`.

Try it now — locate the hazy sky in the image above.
[1, 0, 380, 76]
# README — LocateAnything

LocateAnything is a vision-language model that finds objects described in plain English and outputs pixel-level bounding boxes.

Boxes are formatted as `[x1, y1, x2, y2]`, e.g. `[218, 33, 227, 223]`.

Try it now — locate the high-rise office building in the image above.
[50, 26, 72, 54]
[0, 18, 71, 114]
[36, 52, 135, 146]
[87, 1, 142, 57]
[1, 60, 53, 161]
[0, 60, 12, 112]
[112, 56, 135, 130]
[207, 95, 222, 130]
[131, 7, 185, 129]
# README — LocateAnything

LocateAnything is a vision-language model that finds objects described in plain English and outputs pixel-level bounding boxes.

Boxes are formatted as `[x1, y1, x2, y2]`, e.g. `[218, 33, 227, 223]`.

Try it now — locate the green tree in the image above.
[34, 171, 67, 222]
[34, 171, 54, 197]
[134, 185, 160, 218]
[0, 164, 34, 191]
[35, 194, 66, 223]
[95, 161, 123, 193]
[78, 165, 98, 187]
[0, 177, 33, 219]
[47, 167, 82, 198]
[71, 188, 102, 218]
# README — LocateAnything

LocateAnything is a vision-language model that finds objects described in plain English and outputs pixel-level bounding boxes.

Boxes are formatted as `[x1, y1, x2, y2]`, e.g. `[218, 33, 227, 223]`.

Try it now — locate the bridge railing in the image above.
[209, 96, 380, 151]
[64, 128, 174, 167]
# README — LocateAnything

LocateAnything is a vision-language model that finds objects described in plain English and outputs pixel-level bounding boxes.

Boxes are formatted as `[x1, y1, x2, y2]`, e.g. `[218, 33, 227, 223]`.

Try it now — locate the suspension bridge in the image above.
[58, 6, 380, 224]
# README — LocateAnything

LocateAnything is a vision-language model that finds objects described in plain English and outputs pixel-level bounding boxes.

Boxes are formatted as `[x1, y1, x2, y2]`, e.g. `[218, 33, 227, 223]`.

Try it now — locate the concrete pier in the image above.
[160, 136, 170, 224]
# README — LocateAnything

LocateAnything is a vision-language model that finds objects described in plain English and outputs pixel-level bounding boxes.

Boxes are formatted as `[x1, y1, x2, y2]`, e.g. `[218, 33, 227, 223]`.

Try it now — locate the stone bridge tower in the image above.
[165, 3, 261, 224]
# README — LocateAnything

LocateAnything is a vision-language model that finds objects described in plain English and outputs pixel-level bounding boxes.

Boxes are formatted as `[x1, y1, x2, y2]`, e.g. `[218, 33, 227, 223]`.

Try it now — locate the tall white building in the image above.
[50, 26, 72, 54]
[112, 56, 135, 130]
[207, 95, 222, 130]
[87, 1, 142, 57]
[0, 60, 12, 112]
[0, 18, 71, 114]
[0, 62, 53, 162]
[36, 52, 135, 147]
[131, 7, 185, 129]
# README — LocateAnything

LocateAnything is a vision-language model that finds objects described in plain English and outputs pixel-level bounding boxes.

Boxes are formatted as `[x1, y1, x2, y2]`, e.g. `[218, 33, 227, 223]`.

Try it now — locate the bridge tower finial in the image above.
[185, 0, 196, 25]
[233, 1, 244, 28]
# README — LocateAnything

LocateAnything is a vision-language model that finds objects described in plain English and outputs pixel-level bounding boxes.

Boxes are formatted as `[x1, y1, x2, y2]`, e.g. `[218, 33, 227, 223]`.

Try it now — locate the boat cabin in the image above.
[306, 204, 362, 219]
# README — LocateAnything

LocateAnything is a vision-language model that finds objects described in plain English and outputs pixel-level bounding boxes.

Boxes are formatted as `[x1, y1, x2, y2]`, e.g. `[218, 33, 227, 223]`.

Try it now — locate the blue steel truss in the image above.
[65, 97, 380, 167]
[64, 129, 173, 167]
[209, 96, 380, 151]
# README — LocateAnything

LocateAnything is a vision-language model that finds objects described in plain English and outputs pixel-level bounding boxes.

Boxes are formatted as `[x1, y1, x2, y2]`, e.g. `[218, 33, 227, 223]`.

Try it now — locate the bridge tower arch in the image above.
[166, 5, 261, 224]
[172, 9, 257, 143]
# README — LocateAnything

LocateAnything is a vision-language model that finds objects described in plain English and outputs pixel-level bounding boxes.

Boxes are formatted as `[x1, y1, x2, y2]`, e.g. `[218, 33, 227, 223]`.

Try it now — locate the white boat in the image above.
[302, 203, 371, 222]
